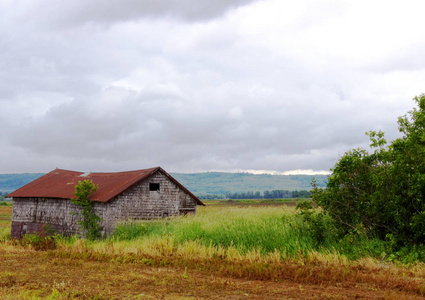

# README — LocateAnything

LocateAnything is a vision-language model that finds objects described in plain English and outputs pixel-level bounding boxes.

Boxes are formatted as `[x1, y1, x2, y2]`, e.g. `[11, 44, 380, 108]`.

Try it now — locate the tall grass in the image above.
[0, 226, 10, 241]
[110, 206, 386, 260]
[0, 205, 392, 261]
[112, 206, 307, 255]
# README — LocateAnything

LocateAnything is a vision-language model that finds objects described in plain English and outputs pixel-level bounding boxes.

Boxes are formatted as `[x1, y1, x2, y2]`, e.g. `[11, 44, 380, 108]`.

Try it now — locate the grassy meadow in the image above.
[109, 205, 386, 260]
[2, 203, 425, 299]
[0, 205, 12, 241]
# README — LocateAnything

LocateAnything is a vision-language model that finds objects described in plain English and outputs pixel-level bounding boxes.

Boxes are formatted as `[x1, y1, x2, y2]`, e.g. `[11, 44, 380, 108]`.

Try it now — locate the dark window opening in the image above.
[150, 183, 160, 191]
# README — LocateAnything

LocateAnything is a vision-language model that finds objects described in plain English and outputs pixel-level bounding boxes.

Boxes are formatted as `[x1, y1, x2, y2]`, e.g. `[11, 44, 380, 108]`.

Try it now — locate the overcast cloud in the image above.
[1, 0, 425, 174]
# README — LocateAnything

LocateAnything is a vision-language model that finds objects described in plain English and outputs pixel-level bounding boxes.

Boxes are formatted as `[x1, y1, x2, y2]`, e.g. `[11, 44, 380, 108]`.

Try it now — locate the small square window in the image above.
[149, 183, 160, 191]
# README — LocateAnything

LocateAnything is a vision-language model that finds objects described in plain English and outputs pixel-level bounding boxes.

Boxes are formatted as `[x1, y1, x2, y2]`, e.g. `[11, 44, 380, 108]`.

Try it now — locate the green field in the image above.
[2, 204, 425, 298]
[0, 203, 415, 261]
[108, 205, 388, 261]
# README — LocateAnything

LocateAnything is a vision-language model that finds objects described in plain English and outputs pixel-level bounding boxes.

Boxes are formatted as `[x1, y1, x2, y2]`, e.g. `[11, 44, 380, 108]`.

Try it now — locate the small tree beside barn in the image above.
[8, 167, 204, 239]
[71, 179, 102, 240]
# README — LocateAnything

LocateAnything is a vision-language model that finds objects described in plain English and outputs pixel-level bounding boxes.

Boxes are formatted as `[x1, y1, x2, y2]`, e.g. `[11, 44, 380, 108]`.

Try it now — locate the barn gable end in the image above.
[99, 169, 198, 235]
[9, 167, 203, 239]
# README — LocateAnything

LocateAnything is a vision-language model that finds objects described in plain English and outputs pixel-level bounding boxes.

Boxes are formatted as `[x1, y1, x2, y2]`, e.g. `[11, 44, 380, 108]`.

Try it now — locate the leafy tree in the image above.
[312, 94, 425, 246]
[71, 180, 102, 240]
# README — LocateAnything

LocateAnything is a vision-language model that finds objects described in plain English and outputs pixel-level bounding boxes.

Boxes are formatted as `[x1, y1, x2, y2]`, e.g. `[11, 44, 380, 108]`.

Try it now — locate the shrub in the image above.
[71, 180, 102, 240]
[312, 94, 425, 246]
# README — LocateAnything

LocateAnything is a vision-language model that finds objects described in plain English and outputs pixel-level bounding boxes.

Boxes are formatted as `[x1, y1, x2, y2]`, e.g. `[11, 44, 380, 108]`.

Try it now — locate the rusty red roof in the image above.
[8, 167, 204, 205]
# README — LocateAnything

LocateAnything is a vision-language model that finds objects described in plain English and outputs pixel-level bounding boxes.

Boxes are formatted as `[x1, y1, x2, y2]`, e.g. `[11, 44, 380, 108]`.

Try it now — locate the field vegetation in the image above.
[2, 205, 425, 299]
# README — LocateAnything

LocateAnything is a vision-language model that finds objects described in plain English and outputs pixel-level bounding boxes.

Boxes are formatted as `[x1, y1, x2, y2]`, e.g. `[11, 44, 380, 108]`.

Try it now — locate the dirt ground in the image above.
[1, 248, 424, 300]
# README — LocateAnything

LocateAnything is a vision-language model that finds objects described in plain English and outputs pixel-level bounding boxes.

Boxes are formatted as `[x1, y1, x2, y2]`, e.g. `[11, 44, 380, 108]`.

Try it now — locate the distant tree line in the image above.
[197, 194, 226, 200]
[0, 192, 9, 201]
[197, 190, 310, 200]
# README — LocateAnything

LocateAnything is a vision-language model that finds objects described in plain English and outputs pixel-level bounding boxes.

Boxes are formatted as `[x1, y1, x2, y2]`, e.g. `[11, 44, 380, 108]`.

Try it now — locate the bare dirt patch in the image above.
[1, 247, 424, 299]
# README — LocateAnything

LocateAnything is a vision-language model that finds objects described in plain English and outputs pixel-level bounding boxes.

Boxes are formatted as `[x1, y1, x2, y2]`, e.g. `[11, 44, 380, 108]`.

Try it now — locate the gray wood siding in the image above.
[11, 197, 83, 237]
[100, 170, 196, 235]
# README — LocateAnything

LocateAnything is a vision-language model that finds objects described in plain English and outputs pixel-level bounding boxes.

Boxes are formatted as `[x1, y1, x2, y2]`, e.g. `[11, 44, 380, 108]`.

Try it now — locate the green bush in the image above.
[313, 94, 425, 247]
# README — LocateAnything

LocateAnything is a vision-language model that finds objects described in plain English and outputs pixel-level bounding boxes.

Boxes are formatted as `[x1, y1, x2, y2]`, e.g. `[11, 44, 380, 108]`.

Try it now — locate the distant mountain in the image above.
[0, 173, 45, 193]
[171, 172, 328, 196]
[0, 172, 328, 197]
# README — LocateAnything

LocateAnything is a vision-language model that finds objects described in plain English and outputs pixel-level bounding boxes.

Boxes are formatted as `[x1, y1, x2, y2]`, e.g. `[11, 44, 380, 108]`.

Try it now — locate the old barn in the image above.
[8, 167, 204, 239]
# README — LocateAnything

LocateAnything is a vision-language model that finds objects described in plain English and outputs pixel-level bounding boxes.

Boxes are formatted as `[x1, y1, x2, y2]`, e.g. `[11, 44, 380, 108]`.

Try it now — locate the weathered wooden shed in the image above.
[8, 167, 204, 238]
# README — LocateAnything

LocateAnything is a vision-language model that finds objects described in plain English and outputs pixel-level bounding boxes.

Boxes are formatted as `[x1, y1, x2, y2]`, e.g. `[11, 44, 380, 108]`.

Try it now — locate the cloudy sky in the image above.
[1, 0, 424, 174]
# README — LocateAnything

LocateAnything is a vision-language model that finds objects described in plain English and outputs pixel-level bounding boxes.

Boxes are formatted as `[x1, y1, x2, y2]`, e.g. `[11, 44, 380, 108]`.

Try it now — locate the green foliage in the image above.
[313, 94, 425, 246]
[386, 244, 425, 264]
[20, 232, 57, 251]
[296, 200, 314, 220]
[71, 180, 102, 240]
[0, 226, 11, 241]
[296, 200, 335, 248]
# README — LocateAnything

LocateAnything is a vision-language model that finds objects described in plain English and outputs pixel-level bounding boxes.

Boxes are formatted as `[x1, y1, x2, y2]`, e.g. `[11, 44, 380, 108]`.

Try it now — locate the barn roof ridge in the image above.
[8, 167, 204, 205]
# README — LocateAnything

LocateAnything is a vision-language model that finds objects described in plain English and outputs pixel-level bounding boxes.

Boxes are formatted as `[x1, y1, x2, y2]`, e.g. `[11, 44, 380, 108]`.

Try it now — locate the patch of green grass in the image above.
[0, 226, 11, 241]
[111, 206, 388, 260]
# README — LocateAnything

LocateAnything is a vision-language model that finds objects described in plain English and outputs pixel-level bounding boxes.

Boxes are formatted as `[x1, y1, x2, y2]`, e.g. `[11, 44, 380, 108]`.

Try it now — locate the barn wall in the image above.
[11, 197, 84, 238]
[100, 170, 197, 235]
[11, 170, 198, 238]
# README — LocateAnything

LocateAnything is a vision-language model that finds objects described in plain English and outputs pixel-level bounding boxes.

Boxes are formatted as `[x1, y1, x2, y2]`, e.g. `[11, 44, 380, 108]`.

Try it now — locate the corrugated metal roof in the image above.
[8, 167, 204, 205]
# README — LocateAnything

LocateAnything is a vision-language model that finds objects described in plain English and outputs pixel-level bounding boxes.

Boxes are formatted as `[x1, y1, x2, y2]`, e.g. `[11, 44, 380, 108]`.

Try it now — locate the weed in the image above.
[20, 233, 57, 251]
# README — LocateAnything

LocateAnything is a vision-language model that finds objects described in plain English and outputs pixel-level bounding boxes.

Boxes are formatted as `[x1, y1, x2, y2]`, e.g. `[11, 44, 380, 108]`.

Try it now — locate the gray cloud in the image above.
[1, 0, 424, 174]
[8, 0, 260, 28]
